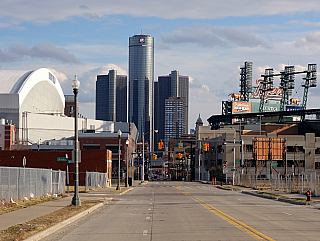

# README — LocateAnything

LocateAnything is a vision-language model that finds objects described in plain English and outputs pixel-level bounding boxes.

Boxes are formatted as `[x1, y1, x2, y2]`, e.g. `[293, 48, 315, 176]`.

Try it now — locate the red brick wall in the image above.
[0, 150, 108, 185]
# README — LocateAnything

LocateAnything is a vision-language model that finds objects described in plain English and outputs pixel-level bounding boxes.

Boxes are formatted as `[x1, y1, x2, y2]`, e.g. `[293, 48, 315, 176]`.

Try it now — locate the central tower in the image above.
[129, 34, 154, 147]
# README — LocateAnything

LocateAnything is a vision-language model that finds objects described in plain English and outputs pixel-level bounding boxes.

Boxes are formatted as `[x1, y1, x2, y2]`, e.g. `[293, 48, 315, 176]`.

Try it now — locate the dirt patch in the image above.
[0, 200, 102, 241]
[0, 196, 64, 215]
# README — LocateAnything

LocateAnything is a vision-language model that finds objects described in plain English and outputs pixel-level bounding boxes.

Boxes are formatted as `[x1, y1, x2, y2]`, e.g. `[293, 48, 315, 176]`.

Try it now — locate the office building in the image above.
[96, 70, 127, 122]
[164, 97, 186, 142]
[128, 34, 154, 148]
[155, 70, 189, 148]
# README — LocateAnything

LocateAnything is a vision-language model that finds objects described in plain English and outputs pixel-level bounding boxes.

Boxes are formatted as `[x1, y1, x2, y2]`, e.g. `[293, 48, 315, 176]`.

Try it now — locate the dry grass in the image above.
[0, 196, 62, 215]
[0, 200, 102, 241]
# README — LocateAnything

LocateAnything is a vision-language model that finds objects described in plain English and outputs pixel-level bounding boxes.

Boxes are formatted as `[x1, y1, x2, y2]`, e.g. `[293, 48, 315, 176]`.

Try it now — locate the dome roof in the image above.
[0, 68, 65, 108]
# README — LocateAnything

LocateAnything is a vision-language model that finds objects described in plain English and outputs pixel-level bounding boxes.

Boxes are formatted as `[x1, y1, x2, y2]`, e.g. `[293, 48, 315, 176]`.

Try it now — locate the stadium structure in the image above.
[208, 62, 320, 134]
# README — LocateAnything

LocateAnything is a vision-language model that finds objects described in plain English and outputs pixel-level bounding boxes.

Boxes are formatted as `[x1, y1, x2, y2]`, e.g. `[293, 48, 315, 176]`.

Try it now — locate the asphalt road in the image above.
[42, 182, 320, 241]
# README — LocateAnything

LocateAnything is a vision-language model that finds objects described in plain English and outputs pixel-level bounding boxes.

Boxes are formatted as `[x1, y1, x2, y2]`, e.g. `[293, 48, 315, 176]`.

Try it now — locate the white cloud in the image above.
[0, 43, 80, 64]
[159, 25, 268, 48]
[294, 31, 320, 49]
[1, 0, 320, 25]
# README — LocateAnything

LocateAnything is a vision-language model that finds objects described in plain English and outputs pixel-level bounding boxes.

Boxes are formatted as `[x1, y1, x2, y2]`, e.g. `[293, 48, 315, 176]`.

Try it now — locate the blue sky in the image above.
[1, 0, 320, 130]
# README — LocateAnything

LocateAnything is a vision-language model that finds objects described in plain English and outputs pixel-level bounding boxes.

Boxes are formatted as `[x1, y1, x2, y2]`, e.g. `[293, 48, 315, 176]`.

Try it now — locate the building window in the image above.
[83, 145, 100, 150]
[106, 145, 120, 153]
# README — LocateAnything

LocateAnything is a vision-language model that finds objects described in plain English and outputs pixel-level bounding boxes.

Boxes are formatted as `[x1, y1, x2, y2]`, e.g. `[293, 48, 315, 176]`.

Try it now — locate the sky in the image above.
[1, 0, 320, 130]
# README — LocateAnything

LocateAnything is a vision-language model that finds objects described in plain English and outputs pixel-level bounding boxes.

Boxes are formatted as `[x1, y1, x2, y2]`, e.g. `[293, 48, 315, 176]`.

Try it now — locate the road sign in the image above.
[235, 161, 240, 164]
[57, 157, 67, 161]
[271, 163, 278, 166]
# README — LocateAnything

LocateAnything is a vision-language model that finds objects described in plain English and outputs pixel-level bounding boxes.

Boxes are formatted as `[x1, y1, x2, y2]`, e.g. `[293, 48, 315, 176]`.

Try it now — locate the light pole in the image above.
[126, 139, 129, 187]
[117, 129, 122, 190]
[233, 128, 235, 186]
[257, 115, 263, 135]
[71, 75, 81, 206]
[142, 132, 145, 182]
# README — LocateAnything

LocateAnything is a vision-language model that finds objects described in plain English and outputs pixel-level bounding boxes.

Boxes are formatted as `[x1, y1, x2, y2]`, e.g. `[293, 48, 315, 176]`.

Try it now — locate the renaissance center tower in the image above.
[129, 34, 154, 147]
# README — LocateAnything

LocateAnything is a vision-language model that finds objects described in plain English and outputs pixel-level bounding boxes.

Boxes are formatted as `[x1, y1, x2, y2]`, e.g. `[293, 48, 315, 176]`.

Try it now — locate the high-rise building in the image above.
[128, 34, 154, 147]
[154, 70, 189, 148]
[164, 97, 186, 142]
[96, 70, 127, 122]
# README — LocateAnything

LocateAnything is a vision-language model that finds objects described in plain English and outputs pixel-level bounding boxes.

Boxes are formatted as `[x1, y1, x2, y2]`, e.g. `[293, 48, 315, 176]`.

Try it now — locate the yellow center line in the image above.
[176, 187, 182, 190]
[195, 199, 275, 241]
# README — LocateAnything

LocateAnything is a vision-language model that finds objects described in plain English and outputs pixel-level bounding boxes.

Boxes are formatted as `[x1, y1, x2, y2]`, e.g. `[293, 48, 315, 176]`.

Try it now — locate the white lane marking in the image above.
[150, 199, 152, 200]
[283, 212, 292, 216]
[238, 199, 241, 201]
[143, 230, 148, 236]
[150, 203, 152, 204]
[148, 208, 151, 210]
[146, 217, 150, 220]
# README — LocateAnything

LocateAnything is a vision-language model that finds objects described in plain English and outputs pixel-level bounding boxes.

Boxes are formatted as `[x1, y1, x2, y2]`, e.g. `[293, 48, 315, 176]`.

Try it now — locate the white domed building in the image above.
[0, 68, 65, 144]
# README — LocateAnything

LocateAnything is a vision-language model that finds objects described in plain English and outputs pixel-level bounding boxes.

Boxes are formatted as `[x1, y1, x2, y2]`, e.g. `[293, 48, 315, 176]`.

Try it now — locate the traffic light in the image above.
[177, 153, 182, 159]
[203, 143, 209, 151]
[158, 141, 164, 150]
[152, 154, 157, 160]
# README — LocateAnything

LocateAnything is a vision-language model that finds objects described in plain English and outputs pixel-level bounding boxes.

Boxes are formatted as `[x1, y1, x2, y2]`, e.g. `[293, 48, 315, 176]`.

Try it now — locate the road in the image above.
[43, 182, 320, 241]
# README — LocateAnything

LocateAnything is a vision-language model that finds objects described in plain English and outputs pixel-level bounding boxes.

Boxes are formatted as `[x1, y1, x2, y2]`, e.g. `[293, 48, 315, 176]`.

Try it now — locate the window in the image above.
[83, 145, 100, 150]
[106, 145, 121, 153]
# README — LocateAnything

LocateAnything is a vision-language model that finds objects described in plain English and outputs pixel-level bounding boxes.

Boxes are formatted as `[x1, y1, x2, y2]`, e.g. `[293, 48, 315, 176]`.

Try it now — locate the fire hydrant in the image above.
[306, 190, 312, 201]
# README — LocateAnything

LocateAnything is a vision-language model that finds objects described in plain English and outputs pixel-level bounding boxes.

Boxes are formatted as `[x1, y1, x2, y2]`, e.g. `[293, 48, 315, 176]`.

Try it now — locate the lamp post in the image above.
[71, 75, 81, 206]
[257, 115, 263, 135]
[126, 139, 129, 187]
[117, 129, 122, 190]
[142, 132, 145, 183]
[233, 128, 235, 186]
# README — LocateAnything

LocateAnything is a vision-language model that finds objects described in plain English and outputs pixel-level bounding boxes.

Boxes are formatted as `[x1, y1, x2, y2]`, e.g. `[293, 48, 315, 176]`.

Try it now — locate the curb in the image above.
[241, 191, 315, 205]
[119, 187, 133, 195]
[216, 186, 233, 191]
[24, 202, 105, 241]
[241, 191, 277, 200]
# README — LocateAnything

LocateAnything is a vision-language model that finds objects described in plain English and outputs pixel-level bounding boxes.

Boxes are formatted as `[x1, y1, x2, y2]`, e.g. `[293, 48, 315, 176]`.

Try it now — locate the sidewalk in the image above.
[0, 183, 137, 231]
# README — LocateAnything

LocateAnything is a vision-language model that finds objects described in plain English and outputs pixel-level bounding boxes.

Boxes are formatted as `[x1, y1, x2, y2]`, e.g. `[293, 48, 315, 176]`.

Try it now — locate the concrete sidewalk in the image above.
[0, 184, 135, 231]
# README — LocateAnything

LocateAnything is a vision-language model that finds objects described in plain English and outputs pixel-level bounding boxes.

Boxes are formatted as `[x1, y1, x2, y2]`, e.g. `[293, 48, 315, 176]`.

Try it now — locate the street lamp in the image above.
[232, 128, 235, 186]
[71, 75, 81, 206]
[117, 129, 122, 190]
[126, 139, 129, 187]
[142, 132, 145, 183]
[257, 115, 263, 135]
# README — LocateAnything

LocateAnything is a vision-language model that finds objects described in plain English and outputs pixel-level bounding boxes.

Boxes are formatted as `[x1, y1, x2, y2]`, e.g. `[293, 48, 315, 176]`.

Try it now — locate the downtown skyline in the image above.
[0, 0, 320, 129]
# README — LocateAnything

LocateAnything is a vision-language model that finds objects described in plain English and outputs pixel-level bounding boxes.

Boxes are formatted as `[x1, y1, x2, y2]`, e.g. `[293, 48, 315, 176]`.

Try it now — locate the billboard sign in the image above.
[286, 106, 302, 111]
[233, 102, 251, 114]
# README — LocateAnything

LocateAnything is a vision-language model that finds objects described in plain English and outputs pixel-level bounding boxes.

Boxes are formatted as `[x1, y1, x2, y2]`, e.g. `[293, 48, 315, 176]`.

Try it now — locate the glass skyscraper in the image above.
[154, 70, 189, 149]
[96, 69, 127, 122]
[129, 34, 154, 148]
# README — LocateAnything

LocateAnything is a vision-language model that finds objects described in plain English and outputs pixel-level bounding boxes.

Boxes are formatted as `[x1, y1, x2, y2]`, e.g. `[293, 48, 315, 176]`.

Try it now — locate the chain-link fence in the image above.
[0, 166, 65, 203]
[85, 171, 108, 191]
[236, 173, 320, 196]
